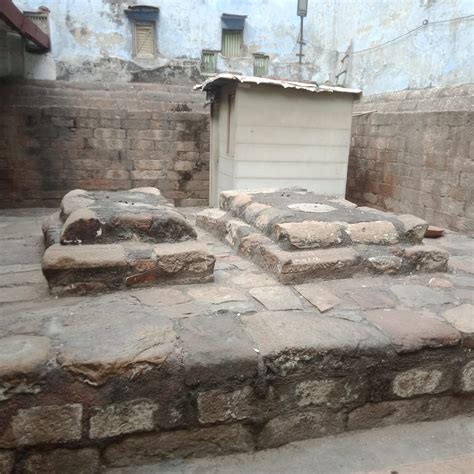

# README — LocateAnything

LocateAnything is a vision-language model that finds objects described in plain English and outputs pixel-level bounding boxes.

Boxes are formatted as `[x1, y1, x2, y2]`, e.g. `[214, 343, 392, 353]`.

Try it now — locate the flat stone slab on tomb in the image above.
[49, 187, 197, 246]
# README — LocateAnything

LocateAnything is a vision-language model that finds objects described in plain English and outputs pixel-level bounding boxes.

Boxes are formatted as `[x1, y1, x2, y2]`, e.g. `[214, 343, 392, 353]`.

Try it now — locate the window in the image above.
[254, 54, 269, 76]
[125, 5, 159, 59]
[221, 13, 246, 58]
[134, 22, 156, 59]
[222, 30, 242, 57]
[201, 50, 217, 74]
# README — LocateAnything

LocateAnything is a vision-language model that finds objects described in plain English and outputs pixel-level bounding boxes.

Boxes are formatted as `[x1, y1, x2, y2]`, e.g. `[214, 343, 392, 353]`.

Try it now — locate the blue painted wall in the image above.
[13, 0, 474, 94]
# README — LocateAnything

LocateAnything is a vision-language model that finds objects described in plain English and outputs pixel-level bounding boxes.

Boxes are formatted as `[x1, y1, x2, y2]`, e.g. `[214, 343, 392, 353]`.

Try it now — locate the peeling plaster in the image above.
[11, 0, 474, 94]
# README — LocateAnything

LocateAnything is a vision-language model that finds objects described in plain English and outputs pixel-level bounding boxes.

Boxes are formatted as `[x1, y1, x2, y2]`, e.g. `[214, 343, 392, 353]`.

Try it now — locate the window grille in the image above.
[254, 54, 269, 76]
[134, 22, 156, 59]
[201, 51, 217, 74]
[222, 30, 241, 57]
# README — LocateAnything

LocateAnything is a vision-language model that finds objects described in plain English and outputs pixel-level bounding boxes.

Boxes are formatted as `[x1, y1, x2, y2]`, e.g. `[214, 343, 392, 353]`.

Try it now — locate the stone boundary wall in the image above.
[0, 81, 210, 208]
[347, 84, 473, 235]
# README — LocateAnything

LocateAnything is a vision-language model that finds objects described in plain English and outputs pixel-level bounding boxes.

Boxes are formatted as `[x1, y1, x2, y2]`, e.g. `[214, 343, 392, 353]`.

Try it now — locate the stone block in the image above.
[348, 398, 428, 430]
[0, 335, 50, 379]
[403, 245, 449, 272]
[0, 451, 14, 473]
[241, 311, 390, 372]
[294, 284, 341, 312]
[103, 424, 254, 466]
[179, 311, 257, 384]
[89, 400, 158, 439]
[94, 128, 126, 139]
[365, 309, 460, 354]
[197, 387, 256, 423]
[60, 189, 95, 220]
[153, 242, 215, 280]
[392, 368, 447, 398]
[22, 448, 100, 474]
[260, 245, 361, 284]
[60, 208, 103, 244]
[257, 409, 345, 449]
[347, 221, 398, 244]
[442, 304, 474, 348]
[249, 286, 303, 311]
[275, 221, 344, 249]
[295, 377, 365, 408]
[43, 244, 127, 270]
[11, 404, 83, 446]
[390, 284, 453, 307]
[396, 214, 429, 242]
[56, 303, 176, 385]
[367, 255, 402, 274]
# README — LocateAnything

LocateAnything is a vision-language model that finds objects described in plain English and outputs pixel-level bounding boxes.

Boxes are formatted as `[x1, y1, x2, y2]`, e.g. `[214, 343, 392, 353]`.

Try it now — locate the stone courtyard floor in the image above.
[0, 207, 473, 471]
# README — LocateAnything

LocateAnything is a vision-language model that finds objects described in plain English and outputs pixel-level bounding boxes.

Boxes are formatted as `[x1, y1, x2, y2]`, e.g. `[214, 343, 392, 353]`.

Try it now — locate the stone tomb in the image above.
[42, 187, 215, 295]
[197, 188, 448, 284]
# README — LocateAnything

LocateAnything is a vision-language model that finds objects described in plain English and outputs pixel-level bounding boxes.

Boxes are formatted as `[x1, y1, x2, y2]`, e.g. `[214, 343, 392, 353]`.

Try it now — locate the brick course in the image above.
[347, 84, 474, 234]
[0, 81, 210, 208]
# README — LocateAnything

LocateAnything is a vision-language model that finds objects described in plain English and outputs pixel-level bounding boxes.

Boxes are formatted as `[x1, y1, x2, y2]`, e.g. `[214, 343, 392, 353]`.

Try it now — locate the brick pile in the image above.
[0, 81, 210, 208]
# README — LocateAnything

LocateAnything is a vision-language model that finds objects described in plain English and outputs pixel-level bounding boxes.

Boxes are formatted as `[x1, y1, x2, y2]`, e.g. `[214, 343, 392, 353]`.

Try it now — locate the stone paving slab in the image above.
[0, 207, 473, 470]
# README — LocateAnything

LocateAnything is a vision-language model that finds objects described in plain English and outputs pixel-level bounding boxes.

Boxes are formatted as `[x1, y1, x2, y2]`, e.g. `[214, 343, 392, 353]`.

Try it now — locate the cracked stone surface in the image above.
[249, 286, 303, 311]
[55, 301, 177, 385]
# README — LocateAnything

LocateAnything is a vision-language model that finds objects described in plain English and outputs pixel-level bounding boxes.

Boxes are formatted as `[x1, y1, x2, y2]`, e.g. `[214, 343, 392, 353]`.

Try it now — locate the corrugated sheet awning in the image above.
[221, 13, 247, 31]
[0, 0, 50, 52]
[194, 73, 362, 95]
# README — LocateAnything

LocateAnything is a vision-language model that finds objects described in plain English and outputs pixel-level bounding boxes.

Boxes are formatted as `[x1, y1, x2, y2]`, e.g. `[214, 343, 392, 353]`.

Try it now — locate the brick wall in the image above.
[0, 81, 210, 208]
[347, 84, 473, 234]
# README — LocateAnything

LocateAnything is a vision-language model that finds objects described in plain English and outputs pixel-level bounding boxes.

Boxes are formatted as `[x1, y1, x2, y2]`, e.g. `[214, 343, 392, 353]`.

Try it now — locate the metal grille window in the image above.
[254, 54, 269, 76]
[134, 22, 156, 59]
[201, 50, 217, 74]
[222, 30, 242, 57]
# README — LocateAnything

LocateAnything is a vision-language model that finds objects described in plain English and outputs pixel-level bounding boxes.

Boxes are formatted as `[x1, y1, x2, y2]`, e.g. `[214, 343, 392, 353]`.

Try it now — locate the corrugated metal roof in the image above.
[194, 73, 361, 95]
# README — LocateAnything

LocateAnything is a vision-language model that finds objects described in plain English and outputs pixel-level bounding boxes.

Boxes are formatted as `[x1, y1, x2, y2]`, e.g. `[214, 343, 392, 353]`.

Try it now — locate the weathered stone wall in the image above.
[347, 84, 473, 235]
[0, 80, 209, 208]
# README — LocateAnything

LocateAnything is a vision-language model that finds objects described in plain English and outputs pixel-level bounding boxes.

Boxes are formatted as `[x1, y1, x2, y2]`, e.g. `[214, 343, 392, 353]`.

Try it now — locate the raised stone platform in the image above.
[0, 207, 473, 472]
[41, 188, 215, 295]
[197, 189, 448, 284]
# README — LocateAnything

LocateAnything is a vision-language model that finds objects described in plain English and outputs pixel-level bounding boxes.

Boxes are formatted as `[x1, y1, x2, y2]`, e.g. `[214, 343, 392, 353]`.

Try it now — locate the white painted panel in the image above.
[236, 126, 350, 147]
[218, 155, 234, 177]
[218, 173, 234, 193]
[235, 178, 347, 195]
[237, 86, 353, 130]
[234, 143, 349, 163]
[235, 161, 348, 179]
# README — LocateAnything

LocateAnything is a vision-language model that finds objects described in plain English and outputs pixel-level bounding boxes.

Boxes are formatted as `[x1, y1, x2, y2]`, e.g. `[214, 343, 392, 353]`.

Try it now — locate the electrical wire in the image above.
[301, 13, 474, 58]
[352, 14, 474, 54]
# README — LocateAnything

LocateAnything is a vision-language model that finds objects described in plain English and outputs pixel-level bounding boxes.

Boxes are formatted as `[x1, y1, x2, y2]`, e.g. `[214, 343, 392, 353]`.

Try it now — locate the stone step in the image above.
[42, 240, 215, 295]
[196, 208, 449, 284]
